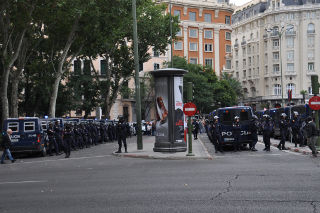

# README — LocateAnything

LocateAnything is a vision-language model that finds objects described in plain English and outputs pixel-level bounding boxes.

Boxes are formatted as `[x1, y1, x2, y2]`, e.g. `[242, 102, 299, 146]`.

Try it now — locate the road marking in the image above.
[0, 180, 48, 185]
[16, 154, 114, 165]
[214, 153, 282, 158]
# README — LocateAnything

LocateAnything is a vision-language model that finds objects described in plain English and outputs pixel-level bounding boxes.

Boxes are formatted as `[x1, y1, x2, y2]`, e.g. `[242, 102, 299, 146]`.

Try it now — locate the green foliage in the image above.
[167, 56, 242, 114]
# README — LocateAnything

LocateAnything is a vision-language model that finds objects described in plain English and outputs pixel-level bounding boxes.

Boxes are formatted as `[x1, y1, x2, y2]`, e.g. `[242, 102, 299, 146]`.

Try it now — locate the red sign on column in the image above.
[309, 96, 320, 110]
[183, 102, 197, 116]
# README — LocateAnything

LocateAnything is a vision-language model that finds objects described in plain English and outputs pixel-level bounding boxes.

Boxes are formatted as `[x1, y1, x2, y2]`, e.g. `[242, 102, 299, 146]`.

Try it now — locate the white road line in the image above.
[17, 154, 113, 165]
[214, 154, 282, 158]
[0, 180, 48, 185]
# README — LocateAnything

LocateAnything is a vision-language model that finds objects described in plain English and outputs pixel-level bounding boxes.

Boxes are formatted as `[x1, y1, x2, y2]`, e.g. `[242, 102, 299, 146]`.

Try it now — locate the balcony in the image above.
[263, 34, 268, 40]
[270, 31, 280, 38]
[234, 43, 239, 49]
[272, 46, 279, 50]
[241, 41, 247, 46]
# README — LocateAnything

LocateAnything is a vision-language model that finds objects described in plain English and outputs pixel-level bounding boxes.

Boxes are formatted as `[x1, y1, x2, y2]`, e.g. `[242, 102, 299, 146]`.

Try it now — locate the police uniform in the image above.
[262, 116, 273, 151]
[63, 124, 72, 158]
[278, 114, 288, 150]
[115, 118, 128, 153]
[249, 116, 259, 151]
[232, 118, 241, 151]
[210, 119, 223, 153]
[291, 114, 302, 147]
[47, 124, 59, 155]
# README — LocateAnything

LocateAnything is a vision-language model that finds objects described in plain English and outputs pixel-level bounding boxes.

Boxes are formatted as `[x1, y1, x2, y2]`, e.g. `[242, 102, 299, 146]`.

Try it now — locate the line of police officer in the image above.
[45, 120, 128, 158]
[205, 111, 317, 156]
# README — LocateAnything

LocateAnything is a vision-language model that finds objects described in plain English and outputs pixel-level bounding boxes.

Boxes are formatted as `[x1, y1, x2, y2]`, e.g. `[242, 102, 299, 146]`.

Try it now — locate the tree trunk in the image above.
[49, 72, 62, 118]
[1, 67, 10, 123]
[10, 76, 20, 117]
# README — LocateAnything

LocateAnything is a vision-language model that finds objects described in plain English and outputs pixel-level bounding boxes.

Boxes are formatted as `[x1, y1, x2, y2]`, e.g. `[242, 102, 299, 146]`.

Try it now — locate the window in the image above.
[226, 45, 231, 53]
[174, 41, 183, 50]
[286, 83, 295, 95]
[235, 50, 238, 57]
[287, 51, 294, 61]
[307, 36, 314, 47]
[100, 60, 107, 75]
[205, 44, 213, 52]
[176, 28, 182, 37]
[308, 49, 314, 60]
[265, 65, 268, 74]
[243, 59, 246, 68]
[248, 57, 252, 66]
[287, 63, 294, 73]
[308, 62, 314, 71]
[225, 16, 231, 25]
[190, 58, 197, 64]
[265, 53, 268, 63]
[74, 60, 81, 75]
[174, 10, 181, 20]
[204, 13, 211, 23]
[272, 39, 279, 47]
[273, 52, 279, 60]
[225, 32, 231, 40]
[189, 42, 198, 51]
[264, 41, 268, 49]
[225, 60, 231, 69]
[205, 59, 213, 67]
[307, 23, 315, 34]
[236, 61, 239, 69]
[287, 37, 294, 48]
[153, 48, 160, 57]
[154, 63, 160, 70]
[273, 64, 280, 73]
[308, 87, 313, 95]
[8, 122, 19, 133]
[204, 30, 213, 39]
[24, 122, 35, 132]
[189, 29, 198, 38]
[189, 12, 196, 21]
[274, 84, 281, 96]
[287, 13, 294, 20]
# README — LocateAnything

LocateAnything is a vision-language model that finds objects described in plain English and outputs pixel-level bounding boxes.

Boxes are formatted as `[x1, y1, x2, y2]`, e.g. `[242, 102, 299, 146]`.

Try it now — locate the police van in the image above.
[215, 106, 254, 146]
[3, 117, 47, 156]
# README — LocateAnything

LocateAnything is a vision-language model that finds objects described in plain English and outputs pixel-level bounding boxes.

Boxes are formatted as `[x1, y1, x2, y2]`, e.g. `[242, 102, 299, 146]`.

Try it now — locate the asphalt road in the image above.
[0, 135, 319, 213]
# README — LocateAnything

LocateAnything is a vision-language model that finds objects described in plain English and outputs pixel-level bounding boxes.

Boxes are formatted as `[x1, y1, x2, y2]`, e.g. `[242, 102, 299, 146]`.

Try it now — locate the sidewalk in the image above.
[259, 135, 318, 155]
[112, 136, 213, 160]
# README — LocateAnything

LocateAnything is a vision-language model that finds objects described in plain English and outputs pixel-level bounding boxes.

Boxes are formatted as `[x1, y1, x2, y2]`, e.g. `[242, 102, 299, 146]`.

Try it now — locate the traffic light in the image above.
[311, 75, 319, 95]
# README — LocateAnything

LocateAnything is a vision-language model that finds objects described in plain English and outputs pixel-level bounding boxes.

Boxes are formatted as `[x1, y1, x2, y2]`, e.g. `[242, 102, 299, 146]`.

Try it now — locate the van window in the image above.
[221, 112, 233, 123]
[24, 122, 35, 132]
[240, 111, 249, 121]
[41, 121, 47, 130]
[8, 122, 19, 132]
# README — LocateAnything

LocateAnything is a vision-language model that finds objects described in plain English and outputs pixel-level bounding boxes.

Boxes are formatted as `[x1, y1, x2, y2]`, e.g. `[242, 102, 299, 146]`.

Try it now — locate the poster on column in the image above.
[174, 76, 185, 142]
[155, 77, 169, 142]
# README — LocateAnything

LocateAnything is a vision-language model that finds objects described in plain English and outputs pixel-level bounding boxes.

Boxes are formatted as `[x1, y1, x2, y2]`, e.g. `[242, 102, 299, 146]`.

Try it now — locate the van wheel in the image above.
[40, 147, 46, 157]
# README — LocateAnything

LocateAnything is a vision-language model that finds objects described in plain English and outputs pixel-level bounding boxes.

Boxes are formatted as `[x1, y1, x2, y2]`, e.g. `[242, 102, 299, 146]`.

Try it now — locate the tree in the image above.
[166, 56, 241, 113]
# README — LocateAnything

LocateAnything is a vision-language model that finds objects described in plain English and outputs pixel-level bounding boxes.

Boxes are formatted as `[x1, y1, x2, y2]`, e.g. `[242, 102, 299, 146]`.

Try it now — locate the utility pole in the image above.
[169, 0, 173, 68]
[186, 82, 194, 156]
[132, 0, 143, 150]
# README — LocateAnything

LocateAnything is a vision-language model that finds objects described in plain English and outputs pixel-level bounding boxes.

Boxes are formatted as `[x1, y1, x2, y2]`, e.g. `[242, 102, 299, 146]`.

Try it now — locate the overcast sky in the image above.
[230, 0, 252, 6]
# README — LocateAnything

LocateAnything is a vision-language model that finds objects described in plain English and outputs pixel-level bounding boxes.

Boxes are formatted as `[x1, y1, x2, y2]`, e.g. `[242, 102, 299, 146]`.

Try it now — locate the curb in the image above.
[270, 143, 312, 155]
[112, 152, 213, 160]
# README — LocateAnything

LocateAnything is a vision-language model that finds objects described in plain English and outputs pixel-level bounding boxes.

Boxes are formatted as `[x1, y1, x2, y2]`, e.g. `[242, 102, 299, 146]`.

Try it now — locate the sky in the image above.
[230, 0, 252, 6]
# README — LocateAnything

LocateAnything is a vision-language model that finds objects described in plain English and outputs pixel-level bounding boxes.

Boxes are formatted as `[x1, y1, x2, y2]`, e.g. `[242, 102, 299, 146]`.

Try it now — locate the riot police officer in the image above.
[249, 115, 259, 151]
[63, 123, 72, 158]
[278, 113, 288, 150]
[232, 116, 241, 152]
[115, 116, 128, 153]
[262, 115, 273, 151]
[54, 121, 63, 154]
[210, 116, 223, 153]
[47, 123, 59, 156]
[291, 111, 302, 147]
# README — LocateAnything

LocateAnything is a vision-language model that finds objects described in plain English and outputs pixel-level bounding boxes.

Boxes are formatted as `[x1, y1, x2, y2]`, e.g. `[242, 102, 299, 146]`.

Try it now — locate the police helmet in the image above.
[293, 111, 299, 116]
[263, 114, 270, 120]
[252, 115, 258, 120]
[234, 116, 240, 121]
[213, 116, 219, 120]
[281, 113, 287, 118]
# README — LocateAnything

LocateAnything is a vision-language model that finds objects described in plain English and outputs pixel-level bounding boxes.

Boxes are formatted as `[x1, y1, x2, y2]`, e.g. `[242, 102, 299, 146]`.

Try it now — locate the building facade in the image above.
[231, 0, 320, 109]
[158, 0, 234, 76]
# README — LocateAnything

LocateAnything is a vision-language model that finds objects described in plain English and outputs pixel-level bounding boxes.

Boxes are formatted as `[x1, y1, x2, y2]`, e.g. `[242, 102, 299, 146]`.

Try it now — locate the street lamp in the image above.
[265, 24, 294, 107]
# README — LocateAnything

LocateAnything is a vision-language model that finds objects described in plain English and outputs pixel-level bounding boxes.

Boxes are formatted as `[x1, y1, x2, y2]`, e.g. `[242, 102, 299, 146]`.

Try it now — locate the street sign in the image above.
[309, 96, 320, 110]
[183, 102, 197, 116]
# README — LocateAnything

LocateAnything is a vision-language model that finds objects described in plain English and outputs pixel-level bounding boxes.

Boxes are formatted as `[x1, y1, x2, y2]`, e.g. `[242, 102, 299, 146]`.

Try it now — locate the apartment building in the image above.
[231, 0, 320, 109]
[157, 0, 234, 76]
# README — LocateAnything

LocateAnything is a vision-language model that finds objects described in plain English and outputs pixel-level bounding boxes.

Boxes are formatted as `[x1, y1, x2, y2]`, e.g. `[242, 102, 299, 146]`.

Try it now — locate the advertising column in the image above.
[152, 68, 187, 152]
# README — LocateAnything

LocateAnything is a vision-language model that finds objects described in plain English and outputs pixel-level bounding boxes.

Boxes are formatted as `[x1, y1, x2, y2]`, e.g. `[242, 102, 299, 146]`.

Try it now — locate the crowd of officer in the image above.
[45, 118, 130, 158]
[205, 112, 317, 157]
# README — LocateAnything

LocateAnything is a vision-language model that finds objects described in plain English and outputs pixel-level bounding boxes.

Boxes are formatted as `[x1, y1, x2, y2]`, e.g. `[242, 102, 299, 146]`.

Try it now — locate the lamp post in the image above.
[265, 24, 293, 107]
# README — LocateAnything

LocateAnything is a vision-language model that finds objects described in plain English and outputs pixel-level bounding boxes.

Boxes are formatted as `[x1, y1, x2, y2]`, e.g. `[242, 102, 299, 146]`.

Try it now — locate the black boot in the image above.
[277, 144, 281, 150]
[115, 149, 122, 153]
